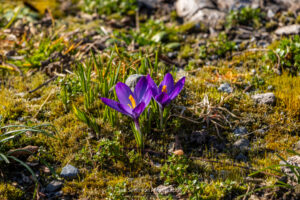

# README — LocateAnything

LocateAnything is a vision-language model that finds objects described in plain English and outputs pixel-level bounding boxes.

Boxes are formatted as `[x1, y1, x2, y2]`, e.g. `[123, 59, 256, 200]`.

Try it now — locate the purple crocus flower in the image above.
[147, 73, 185, 128]
[100, 76, 152, 150]
[101, 76, 152, 121]
[147, 73, 185, 109]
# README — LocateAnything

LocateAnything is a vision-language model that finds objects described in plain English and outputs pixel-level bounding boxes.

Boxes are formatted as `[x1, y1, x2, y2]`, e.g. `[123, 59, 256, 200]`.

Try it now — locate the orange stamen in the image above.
[162, 85, 167, 93]
[129, 95, 136, 109]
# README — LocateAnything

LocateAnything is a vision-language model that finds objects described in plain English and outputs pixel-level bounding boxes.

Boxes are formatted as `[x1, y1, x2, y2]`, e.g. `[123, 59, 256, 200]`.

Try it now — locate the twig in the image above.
[243, 185, 251, 200]
[33, 89, 55, 118]
[29, 75, 57, 93]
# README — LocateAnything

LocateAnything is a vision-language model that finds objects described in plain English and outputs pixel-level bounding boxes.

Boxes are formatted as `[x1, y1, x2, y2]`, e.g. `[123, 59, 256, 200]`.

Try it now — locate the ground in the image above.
[0, 0, 300, 199]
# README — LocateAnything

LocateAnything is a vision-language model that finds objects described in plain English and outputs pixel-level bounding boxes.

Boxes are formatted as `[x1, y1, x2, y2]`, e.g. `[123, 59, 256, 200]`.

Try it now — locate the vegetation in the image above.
[0, 0, 299, 199]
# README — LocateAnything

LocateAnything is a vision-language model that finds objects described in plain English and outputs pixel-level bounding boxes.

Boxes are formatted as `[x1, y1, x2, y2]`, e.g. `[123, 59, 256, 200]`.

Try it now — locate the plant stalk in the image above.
[159, 106, 164, 130]
[134, 119, 144, 152]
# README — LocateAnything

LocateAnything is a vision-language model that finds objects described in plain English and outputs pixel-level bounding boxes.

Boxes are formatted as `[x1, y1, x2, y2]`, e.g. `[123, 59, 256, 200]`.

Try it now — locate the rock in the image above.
[294, 141, 300, 150]
[46, 180, 63, 192]
[175, 0, 225, 27]
[280, 156, 300, 185]
[267, 85, 274, 91]
[218, 83, 233, 93]
[168, 142, 175, 154]
[47, 190, 63, 199]
[125, 74, 144, 91]
[236, 153, 248, 162]
[275, 25, 300, 35]
[233, 139, 250, 152]
[153, 185, 176, 196]
[251, 92, 276, 105]
[215, 0, 236, 11]
[234, 126, 248, 136]
[267, 9, 275, 19]
[60, 164, 79, 180]
[190, 130, 209, 144]
[273, 0, 300, 12]
[138, 0, 159, 10]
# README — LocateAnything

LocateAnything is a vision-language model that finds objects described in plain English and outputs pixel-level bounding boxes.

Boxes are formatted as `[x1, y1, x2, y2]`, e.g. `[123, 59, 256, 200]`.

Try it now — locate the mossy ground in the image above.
[0, 1, 300, 199]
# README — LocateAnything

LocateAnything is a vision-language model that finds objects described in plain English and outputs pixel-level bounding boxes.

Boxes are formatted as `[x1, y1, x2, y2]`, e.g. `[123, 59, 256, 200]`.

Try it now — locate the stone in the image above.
[46, 180, 63, 192]
[234, 126, 248, 136]
[267, 9, 275, 19]
[125, 74, 144, 91]
[60, 164, 79, 180]
[280, 156, 300, 186]
[218, 83, 233, 93]
[138, 0, 158, 10]
[273, 0, 300, 12]
[47, 190, 63, 199]
[251, 93, 276, 105]
[236, 153, 248, 162]
[294, 141, 300, 150]
[190, 130, 209, 144]
[233, 139, 250, 152]
[153, 185, 176, 196]
[275, 25, 300, 36]
[267, 85, 274, 91]
[175, 0, 225, 27]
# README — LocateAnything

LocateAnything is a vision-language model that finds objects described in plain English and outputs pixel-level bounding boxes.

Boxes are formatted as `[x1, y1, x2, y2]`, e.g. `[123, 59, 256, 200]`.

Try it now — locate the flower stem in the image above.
[134, 119, 144, 152]
[159, 107, 164, 130]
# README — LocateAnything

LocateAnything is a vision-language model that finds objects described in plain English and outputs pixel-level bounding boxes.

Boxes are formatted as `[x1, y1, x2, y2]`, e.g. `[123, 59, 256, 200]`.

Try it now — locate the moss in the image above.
[0, 183, 24, 200]
[296, 15, 300, 24]
[62, 170, 153, 199]
[265, 21, 278, 31]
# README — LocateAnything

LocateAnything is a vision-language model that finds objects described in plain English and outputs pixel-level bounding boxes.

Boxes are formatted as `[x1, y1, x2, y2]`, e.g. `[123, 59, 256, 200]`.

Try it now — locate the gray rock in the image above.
[267, 9, 275, 19]
[294, 141, 300, 150]
[280, 155, 300, 186]
[60, 164, 79, 180]
[251, 93, 276, 105]
[153, 185, 176, 196]
[250, 69, 256, 75]
[175, 0, 225, 27]
[234, 127, 248, 136]
[46, 180, 63, 192]
[138, 0, 158, 9]
[233, 139, 250, 152]
[47, 190, 63, 199]
[125, 74, 144, 91]
[274, 0, 300, 12]
[275, 25, 300, 36]
[236, 153, 248, 162]
[218, 83, 233, 93]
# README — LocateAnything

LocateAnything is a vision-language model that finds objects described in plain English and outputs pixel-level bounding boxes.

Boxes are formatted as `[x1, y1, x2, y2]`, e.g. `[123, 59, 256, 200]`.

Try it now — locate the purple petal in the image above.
[140, 89, 152, 107]
[117, 103, 134, 118]
[133, 76, 147, 103]
[101, 98, 130, 115]
[155, 92, 171, 108]
[169, 77, 185, 101]
[115, 82, 134, 105]
[159, 73, 174, 95]
[132, 102, 146, 118]
[146, 74, 159, 96]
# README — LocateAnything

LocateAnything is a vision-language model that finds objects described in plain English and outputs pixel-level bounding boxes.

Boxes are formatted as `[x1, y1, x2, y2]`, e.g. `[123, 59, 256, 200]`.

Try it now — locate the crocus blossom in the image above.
[147, 73, 185, 129]
[100, 76, 152, 150]
[147, 73, 185, 109]
[101, 76, 152, 121]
